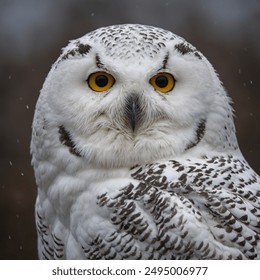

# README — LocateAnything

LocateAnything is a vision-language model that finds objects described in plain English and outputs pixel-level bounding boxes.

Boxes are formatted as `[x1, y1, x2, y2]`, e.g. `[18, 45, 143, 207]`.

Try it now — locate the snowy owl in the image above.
[31, 24, 260, 260]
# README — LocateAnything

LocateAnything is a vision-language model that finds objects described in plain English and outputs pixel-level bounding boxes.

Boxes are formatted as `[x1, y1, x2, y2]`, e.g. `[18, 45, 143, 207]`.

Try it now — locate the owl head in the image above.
[35, 24, 239, 168]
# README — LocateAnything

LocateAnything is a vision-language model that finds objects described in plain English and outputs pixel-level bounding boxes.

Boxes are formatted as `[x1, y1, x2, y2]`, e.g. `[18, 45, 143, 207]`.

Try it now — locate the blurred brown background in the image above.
[0, 0, 259, 259]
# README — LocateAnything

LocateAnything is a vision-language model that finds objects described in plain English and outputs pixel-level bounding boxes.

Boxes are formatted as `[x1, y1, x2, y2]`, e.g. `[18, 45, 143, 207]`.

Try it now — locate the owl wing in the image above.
[35, 155, 260, 260]
[93, 155, 260, 259]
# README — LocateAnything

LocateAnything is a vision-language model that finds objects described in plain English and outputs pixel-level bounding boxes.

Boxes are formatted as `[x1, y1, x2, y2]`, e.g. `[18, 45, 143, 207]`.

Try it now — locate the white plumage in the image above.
[31, 24, 260, 259]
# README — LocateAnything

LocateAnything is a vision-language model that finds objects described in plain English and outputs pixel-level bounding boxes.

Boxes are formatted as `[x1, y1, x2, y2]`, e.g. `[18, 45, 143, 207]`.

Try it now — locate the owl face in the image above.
[40, 24, 237, 168]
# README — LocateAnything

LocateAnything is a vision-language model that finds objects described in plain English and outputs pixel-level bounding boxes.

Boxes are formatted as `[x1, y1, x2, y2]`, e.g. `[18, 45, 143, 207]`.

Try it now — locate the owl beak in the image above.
[124, 94, 142, 132]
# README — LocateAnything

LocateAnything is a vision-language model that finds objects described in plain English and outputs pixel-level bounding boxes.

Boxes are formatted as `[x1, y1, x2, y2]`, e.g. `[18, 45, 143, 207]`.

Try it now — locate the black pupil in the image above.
[155, 75, 168, 88]
[95, 75, 108, 87]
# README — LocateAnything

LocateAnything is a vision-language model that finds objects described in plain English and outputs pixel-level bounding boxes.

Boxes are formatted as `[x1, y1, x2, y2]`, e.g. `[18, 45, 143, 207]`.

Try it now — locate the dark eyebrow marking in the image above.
[162, 53, 169, 69]
[95, 54, 105, 68]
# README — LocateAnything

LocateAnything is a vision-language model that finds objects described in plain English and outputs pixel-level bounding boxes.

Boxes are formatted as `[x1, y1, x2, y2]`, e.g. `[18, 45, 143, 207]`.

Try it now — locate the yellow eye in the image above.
[87, 71, 115, 92]
[149, 73, 175, 93]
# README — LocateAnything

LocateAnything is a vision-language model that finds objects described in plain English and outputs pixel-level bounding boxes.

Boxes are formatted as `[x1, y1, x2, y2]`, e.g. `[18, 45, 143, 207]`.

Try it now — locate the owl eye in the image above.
[149, 73, 175, 93]
[87, 71, 115, 92]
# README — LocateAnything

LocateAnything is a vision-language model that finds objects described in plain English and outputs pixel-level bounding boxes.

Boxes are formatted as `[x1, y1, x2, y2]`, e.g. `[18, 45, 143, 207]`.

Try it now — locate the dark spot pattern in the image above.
[55, 24, 204, 67]
[36, 210, 65, 259]
[58, 41, 92, 63]
[185, 120, 206, 151]
[37, 156, 260, 259]
[162, 53, 169, 69]
[175, 42, 202, 59]
[58, 126, 81, 157]
[87, 24, 177, 60]
[82, 155, 260, 259]
[95, 54, 105, 68]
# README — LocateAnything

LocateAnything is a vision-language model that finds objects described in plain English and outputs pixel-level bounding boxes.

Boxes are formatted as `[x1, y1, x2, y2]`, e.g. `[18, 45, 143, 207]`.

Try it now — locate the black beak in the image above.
[124, 94, 142, 132]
